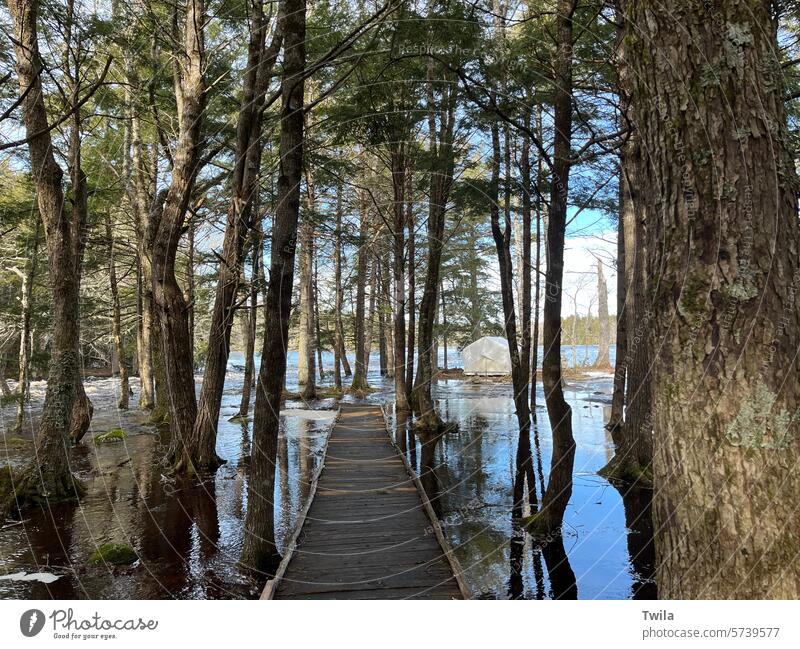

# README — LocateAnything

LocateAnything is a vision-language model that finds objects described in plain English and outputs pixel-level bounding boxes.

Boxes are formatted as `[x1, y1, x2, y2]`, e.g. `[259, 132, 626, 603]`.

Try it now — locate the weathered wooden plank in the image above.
[267, 403, 463, 600]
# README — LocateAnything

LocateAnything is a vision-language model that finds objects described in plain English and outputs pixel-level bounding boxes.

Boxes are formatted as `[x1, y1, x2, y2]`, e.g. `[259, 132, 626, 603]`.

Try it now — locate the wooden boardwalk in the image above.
[266, 403, 465, 600]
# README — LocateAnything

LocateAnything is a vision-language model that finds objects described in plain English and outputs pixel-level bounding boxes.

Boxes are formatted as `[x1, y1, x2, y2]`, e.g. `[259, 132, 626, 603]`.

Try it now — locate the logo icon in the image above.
[20, 609, 45, 637]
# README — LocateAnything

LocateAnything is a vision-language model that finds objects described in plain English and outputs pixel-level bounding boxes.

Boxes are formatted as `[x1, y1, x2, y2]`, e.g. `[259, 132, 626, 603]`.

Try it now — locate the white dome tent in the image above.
[461, 336, 512, 375]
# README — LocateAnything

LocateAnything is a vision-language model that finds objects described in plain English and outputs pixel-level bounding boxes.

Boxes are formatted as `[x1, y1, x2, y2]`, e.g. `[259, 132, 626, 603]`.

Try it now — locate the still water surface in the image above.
[1, 345, 654, 599]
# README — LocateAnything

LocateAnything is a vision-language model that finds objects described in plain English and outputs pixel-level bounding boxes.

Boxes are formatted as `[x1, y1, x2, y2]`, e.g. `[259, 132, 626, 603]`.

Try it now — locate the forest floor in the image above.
[0, 355, 654, 599]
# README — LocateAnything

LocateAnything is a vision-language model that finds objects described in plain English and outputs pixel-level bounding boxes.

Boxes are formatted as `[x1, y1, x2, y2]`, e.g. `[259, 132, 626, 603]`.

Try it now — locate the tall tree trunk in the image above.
[595, 258, 610, 367]
[391, 151, 409, 408]
[106, 217, 130, 409]
[189, 0, 281, 471]
[405, 167, 415, 398]
[5, 0, 85, 511]
[602, 5, 653, 483]
[520, 111, 533, 406]
[66, 10, 93, 444]
[365, 256, 378, 375]
[489, 115, 534, 517]
[240, 0, 306, 575]
[350, 191, 371, 392]
[153, 0, 206, 469]
[333, 185, 344, 391]
[530, 107, 544, 419]
[607, 169, 627, 434]
[298, 209, 317, 399]
[130, 98, 155, 411]
[626, 0, 800, 597]
[13, 219, 40, 432]
[314, 256, 325, 381]
[184, 219, 195, 364]
[527, 0, 576, 537]
[383, 263, 394, 378]
[440, 279, 448, 371]
[411, 67, 455, 430]
[239, 221, 262, 417]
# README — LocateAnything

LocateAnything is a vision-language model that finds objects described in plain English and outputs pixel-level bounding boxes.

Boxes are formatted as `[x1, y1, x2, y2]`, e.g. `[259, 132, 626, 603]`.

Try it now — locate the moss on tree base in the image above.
[598, 455, 653, 488]
[1, 464, 86, 519]
[522, 510, 562, 539]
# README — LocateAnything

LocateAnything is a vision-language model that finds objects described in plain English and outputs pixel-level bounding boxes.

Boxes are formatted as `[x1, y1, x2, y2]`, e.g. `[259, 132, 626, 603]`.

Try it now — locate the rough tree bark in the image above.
[240, 0, 306, 575]
[4, 0, 86, 511]
[626, 0, 800, 597]
[152, 0, 206, 471]
[602, 7, 653, 483]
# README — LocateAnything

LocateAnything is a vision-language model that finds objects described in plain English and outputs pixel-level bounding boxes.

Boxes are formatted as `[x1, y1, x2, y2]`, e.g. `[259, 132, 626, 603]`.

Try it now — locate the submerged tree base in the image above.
[598, 454, 653, 488]
[238, 547, 282, 580]
[1, 464, 86, 519]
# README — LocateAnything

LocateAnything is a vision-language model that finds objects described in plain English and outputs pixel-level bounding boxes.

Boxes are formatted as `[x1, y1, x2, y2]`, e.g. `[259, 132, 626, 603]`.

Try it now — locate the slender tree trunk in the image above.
[106, 217, 130, 409]
[5, 0, 85, 511]
[333, 185, 344, 391]
[365, 257, 378, 375]
[530, 107, 544, 419]
[66, 12, 93, 444]
[440, 279, 448, 371]
[627, 0, 800, 598]
[595, 259, 610, 367]
[382, 263, 394, 378]
[189, 0, 282, 471]
[391, 147, 414, 404]
[411, 68, 455, 430]
[240, 0, 306, 574]
[405, 167, 415, 398]
[239, 222, 262, 416]
[13, 219, 40, 432]
[130, 101, 155, 411]
[350, 192, 371, 392]
[184, 219, 195, 364]
[527, 0, 576, 537]
[607, 169, 627, 433]
[520, 111, 533, 404]
[489, 115, 534, 517]
[314, 256, 325, 381]
[298, 209, 317, 398]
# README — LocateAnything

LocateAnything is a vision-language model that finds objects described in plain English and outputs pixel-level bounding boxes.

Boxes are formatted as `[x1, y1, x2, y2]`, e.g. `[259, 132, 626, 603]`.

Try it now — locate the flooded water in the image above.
[1, 344, 654, 600]
[0, 373, 333, 599]
[386, 376, 656, 600]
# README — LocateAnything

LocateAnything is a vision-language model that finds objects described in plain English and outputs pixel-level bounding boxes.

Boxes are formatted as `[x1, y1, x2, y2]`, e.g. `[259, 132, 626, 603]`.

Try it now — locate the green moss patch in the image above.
[2, 436, 29, 448]
[93, 428, 127, 444]
[89, 543, 138, 566]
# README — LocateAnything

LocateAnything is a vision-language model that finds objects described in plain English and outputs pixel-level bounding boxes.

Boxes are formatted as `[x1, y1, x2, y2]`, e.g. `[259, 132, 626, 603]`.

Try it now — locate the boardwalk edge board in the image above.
[379, 405, 472, 600]
[260, 407, 341, 600]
